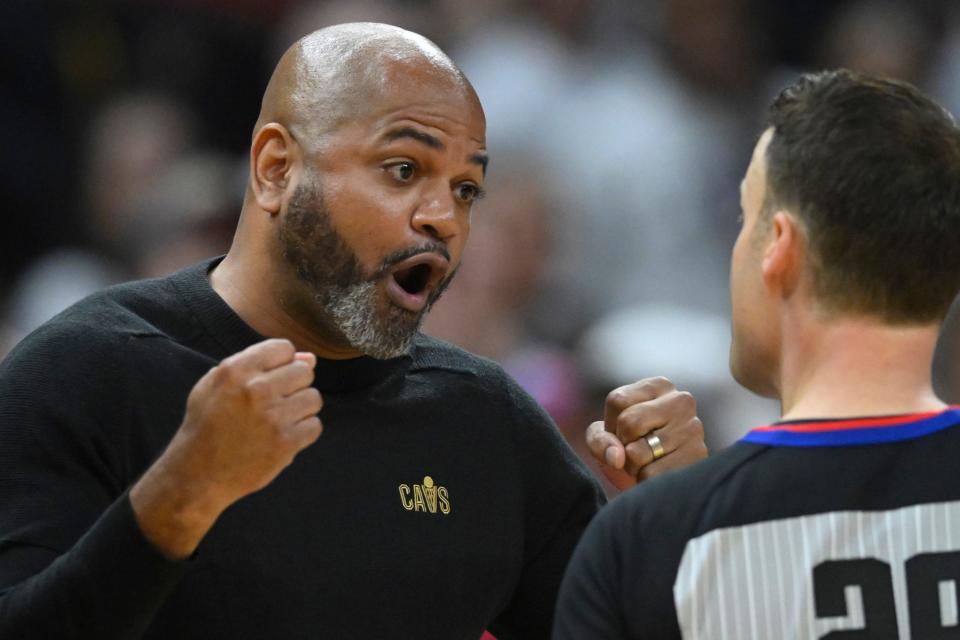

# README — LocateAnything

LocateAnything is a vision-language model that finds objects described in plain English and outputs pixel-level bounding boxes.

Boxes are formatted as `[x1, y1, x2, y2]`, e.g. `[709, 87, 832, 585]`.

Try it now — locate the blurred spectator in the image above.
[8, 148, 239, 334]
[661, 0, 765, 95]
[5, 92, 197, 337]
[931, 4, 960, 116]
[817, 0, 938, 84]
[451, 3, 585, 153]
[83, 92, 197, 252]
[126, 150, 240, 278]
[269, 0, 448, 67]
[934, 294, 960, 404]
[452, 0, 768, 347]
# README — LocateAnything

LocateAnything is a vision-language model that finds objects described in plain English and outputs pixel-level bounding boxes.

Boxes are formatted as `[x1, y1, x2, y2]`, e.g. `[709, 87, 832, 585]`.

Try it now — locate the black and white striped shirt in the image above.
[554, 407, 960, 639]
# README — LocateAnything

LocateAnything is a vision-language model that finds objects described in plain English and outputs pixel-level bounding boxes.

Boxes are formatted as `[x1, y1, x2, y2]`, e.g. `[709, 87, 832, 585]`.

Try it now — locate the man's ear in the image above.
[250, 123, 298, 215]
[761, 211, 804, 298]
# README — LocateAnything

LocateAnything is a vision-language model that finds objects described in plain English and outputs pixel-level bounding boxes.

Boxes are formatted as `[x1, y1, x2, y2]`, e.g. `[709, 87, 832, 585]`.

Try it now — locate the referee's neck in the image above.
[778, 316, 944, 421]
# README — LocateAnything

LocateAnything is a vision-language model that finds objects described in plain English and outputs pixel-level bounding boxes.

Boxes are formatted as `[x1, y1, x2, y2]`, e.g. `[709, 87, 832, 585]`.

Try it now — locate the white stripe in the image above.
[940, 579, 958, 627]
[741, 524, 759, 638]
[757, 520, 773, 639]
[674, 500, 960, 639]
[915, 505, 923, 552]
[786, 513, 801, 636]
[771, 522, 789, 639]
[716, 529, 728, 638]
[857, 512, 867, 558]
[800, 515, 815, 638]
[886, 510, 908, 639]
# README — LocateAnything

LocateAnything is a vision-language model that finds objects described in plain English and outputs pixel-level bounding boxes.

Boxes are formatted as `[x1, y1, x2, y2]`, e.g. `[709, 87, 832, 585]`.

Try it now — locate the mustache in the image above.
[372, 243, 451, 278]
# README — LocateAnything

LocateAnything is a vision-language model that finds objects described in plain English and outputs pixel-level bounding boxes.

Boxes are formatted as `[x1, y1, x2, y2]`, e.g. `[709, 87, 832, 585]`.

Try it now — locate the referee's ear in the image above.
[761, 210, 805, 299]
[249, 122, 298, 216]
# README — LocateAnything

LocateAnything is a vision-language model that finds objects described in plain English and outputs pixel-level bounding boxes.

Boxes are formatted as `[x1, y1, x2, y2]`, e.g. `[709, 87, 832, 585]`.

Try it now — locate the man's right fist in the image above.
[130, 339, 323, 559]
[177, 338, 323, 502]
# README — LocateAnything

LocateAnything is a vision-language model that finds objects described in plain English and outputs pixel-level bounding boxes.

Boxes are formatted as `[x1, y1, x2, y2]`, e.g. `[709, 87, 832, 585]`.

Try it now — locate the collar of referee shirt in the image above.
[742, 406, 960, 447]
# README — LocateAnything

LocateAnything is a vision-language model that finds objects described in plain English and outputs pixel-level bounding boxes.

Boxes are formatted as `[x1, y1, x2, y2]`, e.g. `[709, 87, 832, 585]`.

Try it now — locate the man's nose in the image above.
[411, 188, 461, 242]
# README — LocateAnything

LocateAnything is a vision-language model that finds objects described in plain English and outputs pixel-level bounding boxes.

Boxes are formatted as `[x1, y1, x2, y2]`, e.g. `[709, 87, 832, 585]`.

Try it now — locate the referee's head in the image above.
[730, 69, 960, 396]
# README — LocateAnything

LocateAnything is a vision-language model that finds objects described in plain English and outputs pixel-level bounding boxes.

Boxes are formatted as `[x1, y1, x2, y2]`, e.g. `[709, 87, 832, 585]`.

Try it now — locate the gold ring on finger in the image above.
[645, 433, 666, 460]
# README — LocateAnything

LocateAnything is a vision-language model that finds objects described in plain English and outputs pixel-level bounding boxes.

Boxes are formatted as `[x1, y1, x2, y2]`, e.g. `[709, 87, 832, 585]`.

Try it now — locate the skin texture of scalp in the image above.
[256, 22, 474, 152]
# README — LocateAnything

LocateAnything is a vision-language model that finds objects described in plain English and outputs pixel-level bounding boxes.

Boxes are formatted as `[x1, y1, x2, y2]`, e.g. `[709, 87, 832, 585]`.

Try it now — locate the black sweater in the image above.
[0, 258, 603, 639]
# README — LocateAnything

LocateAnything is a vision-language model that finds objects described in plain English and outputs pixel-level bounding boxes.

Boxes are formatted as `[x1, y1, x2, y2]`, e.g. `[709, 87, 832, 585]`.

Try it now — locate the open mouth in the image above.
[393, 263, 433, 296]
[384, 252, 449, 312]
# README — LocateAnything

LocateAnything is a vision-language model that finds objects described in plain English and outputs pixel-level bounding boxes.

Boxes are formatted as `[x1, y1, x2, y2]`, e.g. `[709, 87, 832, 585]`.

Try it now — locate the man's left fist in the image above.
[586, 377, 707, 490]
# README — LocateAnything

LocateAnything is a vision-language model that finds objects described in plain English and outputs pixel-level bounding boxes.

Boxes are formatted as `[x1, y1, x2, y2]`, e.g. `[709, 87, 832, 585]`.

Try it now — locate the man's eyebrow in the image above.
[469, 152, 489, 175]
[382, 127, 444, 150]
[381, 126, 488, 175]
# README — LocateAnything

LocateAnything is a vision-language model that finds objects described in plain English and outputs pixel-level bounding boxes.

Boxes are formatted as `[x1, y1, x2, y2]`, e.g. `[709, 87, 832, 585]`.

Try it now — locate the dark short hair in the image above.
[763, 69, 960, 323]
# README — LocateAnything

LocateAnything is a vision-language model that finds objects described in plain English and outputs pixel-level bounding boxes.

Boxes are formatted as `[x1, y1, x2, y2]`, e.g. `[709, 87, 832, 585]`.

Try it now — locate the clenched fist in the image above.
[586, 376, 707, 491]
[131, 339, 323, 558]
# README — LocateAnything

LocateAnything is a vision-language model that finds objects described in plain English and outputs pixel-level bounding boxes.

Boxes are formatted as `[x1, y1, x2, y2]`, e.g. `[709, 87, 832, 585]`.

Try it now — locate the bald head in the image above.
[257, 23, 475, 149]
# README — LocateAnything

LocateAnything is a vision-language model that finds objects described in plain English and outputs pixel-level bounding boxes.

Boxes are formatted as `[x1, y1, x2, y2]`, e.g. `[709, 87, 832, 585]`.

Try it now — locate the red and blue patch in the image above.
[742, 407, 960, 447]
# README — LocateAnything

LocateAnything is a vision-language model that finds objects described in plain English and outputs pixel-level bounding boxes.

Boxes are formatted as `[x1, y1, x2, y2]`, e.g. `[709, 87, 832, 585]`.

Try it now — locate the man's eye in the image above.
[388, 162, 416, 182]
[456, 184, 485, 204]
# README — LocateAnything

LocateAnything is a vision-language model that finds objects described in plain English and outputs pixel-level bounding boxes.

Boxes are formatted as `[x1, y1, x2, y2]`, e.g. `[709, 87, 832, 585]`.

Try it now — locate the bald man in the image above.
[0, 24, 705, 639]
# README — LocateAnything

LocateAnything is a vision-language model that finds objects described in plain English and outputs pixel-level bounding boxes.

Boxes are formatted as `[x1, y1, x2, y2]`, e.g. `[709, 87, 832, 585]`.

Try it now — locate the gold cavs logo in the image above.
[399, 476, 451, 515]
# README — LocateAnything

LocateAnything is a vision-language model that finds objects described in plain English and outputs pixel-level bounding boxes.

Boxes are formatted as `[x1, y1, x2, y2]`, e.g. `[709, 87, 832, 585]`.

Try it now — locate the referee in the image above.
[554, 69, 960, 639]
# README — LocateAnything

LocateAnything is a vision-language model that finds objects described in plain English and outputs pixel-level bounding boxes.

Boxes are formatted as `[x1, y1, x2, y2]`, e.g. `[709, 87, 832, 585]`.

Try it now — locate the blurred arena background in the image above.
[2, 0, 959, 492]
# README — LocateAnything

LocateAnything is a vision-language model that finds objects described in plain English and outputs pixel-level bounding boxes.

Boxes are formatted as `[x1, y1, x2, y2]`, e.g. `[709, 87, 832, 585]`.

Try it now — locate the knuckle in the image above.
[638, 379, 662, 398]
[264, 407, 286, 431]
[220, 353, 241, 368]
[244, 378, 270, 402]
[299, 360, 316, 382]
[646, 376, 673, 392]
[625, 441, 648, 464]
[303, 418, 324, 443]
[216, 361, 242, 385]
[615, 413, 637, 437]
[274, 339, 296, 361]
[307, 389, 323, 412]
[676, 390, 697, 413]
[690, 417, 705, 438]
[606, 388, 630, 411]
[265, 337, 294, 352]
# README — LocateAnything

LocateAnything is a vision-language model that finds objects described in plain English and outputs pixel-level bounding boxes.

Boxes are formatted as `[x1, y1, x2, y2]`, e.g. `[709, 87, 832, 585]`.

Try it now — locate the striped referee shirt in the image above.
[554, 407, 960, 639]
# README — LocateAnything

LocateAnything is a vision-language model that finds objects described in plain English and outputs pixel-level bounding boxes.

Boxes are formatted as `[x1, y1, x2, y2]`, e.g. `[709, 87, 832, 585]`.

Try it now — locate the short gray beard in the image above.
[281, 177, 452, 360]
[323, 279, 423, 360]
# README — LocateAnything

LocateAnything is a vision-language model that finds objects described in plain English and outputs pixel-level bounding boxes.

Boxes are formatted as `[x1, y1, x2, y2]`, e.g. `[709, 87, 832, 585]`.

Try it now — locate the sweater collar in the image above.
[170, 257, 411, 393]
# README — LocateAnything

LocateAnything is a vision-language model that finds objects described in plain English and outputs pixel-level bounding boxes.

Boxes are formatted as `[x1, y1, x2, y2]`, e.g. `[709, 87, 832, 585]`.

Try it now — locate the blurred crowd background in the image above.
[4, 0, 960, 493]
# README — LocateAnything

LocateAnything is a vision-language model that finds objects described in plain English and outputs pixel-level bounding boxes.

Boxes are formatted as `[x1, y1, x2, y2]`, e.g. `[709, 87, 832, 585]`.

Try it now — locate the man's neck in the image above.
[779, 313, 946, 421]
[210, 251, 363, 360]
